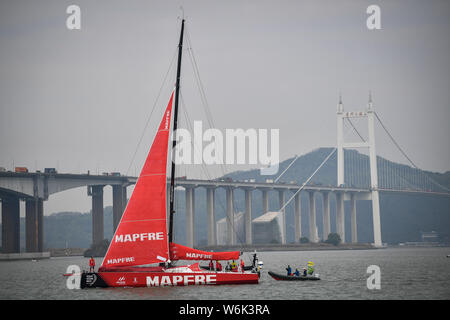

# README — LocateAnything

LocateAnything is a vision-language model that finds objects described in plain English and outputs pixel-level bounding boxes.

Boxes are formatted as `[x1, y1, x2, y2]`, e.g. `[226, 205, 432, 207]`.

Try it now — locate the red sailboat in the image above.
[79, 19, 259, 288]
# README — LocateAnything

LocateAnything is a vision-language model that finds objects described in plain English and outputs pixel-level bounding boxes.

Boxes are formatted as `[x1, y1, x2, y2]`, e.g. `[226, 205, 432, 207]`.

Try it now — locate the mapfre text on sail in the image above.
[114, 232, 164, 243]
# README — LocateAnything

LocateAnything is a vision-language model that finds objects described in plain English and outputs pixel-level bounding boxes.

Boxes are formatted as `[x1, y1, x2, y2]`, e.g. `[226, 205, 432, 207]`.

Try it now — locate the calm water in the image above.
[0, 247, 449, 300]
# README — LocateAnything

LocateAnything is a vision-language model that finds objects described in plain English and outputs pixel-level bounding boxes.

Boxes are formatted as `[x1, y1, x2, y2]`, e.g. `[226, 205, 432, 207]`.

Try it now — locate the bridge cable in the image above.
[374, 112, 450, 192]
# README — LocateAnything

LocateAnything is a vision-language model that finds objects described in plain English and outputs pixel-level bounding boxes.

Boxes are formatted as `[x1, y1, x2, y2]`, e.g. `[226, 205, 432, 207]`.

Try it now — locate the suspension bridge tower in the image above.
[336, 94, 382, 247]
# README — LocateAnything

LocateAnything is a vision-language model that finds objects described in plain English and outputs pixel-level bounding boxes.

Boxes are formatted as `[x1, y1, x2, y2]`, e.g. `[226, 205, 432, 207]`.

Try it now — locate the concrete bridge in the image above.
[2, 97, 448, 254]
[0, 171, 135, 253]
[0, 170, 373, 253]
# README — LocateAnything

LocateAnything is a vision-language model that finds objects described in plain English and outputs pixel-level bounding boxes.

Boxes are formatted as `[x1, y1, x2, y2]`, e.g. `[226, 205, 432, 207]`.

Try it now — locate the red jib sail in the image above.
[100, 92, 174, 269]
[169, 242, 240, 261]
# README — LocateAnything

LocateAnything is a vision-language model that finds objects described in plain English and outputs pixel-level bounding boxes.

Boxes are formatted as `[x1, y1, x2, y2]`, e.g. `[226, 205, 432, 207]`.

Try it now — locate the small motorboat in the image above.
[268, 271, 320, 281]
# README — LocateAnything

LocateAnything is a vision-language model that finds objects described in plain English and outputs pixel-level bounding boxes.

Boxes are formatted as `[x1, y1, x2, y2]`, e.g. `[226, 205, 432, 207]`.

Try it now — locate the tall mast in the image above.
[168, 18, 185, 245]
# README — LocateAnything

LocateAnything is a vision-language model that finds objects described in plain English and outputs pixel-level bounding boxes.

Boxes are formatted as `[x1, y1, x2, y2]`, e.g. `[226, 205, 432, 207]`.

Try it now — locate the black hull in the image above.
[268, 271, 320, 281]
[80, 272, 109, 288]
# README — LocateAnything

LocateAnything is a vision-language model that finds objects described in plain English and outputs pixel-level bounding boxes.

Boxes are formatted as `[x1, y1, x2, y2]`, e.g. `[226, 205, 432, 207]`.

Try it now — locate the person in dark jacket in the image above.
[286, 265, 292, 276]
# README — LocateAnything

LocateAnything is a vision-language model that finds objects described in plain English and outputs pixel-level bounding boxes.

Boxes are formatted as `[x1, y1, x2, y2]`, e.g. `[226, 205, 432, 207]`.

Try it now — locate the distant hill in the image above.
[3, 148, 450, 250]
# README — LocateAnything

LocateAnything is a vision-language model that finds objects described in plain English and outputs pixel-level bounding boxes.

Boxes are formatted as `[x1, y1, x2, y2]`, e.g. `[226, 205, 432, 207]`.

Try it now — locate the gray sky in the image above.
[1, 0, 449, 214]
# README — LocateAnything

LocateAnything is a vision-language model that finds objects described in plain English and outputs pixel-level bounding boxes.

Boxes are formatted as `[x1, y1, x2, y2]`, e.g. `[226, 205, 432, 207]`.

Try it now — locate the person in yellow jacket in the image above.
[307, 261, 315, 275]
[231, 260, 237, 272]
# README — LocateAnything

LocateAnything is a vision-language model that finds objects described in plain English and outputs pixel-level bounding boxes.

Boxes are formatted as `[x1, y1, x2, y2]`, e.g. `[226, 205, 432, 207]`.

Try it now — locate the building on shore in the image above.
[252, 211, 285, 244]
[216, 212, 245, 245]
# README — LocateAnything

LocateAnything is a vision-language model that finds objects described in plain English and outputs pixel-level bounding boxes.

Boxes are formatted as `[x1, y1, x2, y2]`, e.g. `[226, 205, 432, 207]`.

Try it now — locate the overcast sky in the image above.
[1, 0, 449, 215]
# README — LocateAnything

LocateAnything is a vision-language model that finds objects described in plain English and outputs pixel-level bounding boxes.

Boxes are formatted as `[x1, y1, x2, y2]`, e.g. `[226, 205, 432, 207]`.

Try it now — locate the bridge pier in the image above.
[25, 198, 43, 252]
[112, 185, 126, 232]
[294, 191, 302, 242]
[90, 185, 104, 245]
[335, 192, 345, 243]
[244, 188, 253, 245]
[308, 191, 318, 243]
[261, 189, 269, 213]
[1, 196, 20, 253]
[278, 190, 286, 244]
[185, 187, 195, 248]
[226, 187, 235, 245]
[206, 187, 216, 246]
[322, 192, 330, 241]
[350, 193, 357, 243]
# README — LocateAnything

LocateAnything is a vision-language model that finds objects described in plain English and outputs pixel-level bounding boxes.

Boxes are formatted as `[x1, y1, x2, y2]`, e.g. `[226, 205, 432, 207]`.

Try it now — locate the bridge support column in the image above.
[185, 187, 195, 247]
[25, 198, 44, 252]
[1, 196, 20, 253]
[278, 190, 286, 244]
[244, 189, 252, 245]
[371, 190, 382, 247]
[226, 187, 235, 245]
[262, 189, 269, 213]
[350, 193, 357, 243]
[91, 185, 104, 245]
[308, 191, 318, 243]
[112, 185, 125, 233]
[206, 187, 216, 246]
[336, 192, 345, 243]
[322, 192, 330, 241]
[294, 192, 301, 242]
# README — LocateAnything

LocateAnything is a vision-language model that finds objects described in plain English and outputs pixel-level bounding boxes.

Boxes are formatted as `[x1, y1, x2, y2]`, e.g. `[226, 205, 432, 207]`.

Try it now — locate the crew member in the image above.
[216, 261, 222, 272]
[286, 265, 292, 276]
[231, 260, 237, 272]
[240, 259, 245, 272]
[294, 268, 300, 276]
[307, 261, 315, 275]
[209, 260, 214, 271]
[89, 256, 95, 272]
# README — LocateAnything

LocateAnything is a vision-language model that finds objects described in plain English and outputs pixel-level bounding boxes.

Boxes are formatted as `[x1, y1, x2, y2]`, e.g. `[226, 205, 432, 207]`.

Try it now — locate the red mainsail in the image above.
[169, 242, 240, 261]
[100, 92, 174, 269]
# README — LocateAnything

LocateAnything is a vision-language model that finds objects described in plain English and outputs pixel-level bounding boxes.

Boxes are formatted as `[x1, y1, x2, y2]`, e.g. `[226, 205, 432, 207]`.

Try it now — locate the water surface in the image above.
[0, 247, 449, 300]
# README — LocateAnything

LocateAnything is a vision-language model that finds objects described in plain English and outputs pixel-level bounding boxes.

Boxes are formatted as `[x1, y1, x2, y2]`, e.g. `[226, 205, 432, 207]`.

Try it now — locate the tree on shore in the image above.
[325, 233, 341, 246]
[299, 237, 309, 243]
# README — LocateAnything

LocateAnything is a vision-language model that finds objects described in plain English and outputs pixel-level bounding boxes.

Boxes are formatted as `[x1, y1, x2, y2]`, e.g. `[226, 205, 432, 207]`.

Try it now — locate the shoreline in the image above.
[196, 242, 378, 252]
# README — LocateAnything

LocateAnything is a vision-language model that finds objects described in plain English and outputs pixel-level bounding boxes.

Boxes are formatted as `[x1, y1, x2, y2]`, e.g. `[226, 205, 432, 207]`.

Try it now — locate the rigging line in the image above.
[126, 47, 178, 176]
[181, 93, 246, 245]
[181, 91, 246, 245]
[185, 26, 228, 178]
[179, 92, 214, 181]
[374, 112, 450, 192]
[185, 26, 216, 129]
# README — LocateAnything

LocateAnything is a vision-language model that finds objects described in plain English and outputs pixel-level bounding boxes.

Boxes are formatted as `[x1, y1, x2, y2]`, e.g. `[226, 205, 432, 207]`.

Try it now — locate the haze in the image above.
[1, 0, 449, 215]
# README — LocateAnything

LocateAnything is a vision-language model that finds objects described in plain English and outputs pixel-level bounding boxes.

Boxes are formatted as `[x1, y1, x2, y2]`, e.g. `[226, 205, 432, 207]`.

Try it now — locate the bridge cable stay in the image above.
[274, 114, 366, 187]
[374, 112, 450, 193]
[279, 148, 337, 213]
[276, 114, 381, 234]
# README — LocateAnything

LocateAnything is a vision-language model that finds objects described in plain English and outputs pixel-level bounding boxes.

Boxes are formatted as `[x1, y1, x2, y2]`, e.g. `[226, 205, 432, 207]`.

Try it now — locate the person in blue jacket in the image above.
[286, 265, 292, 276]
